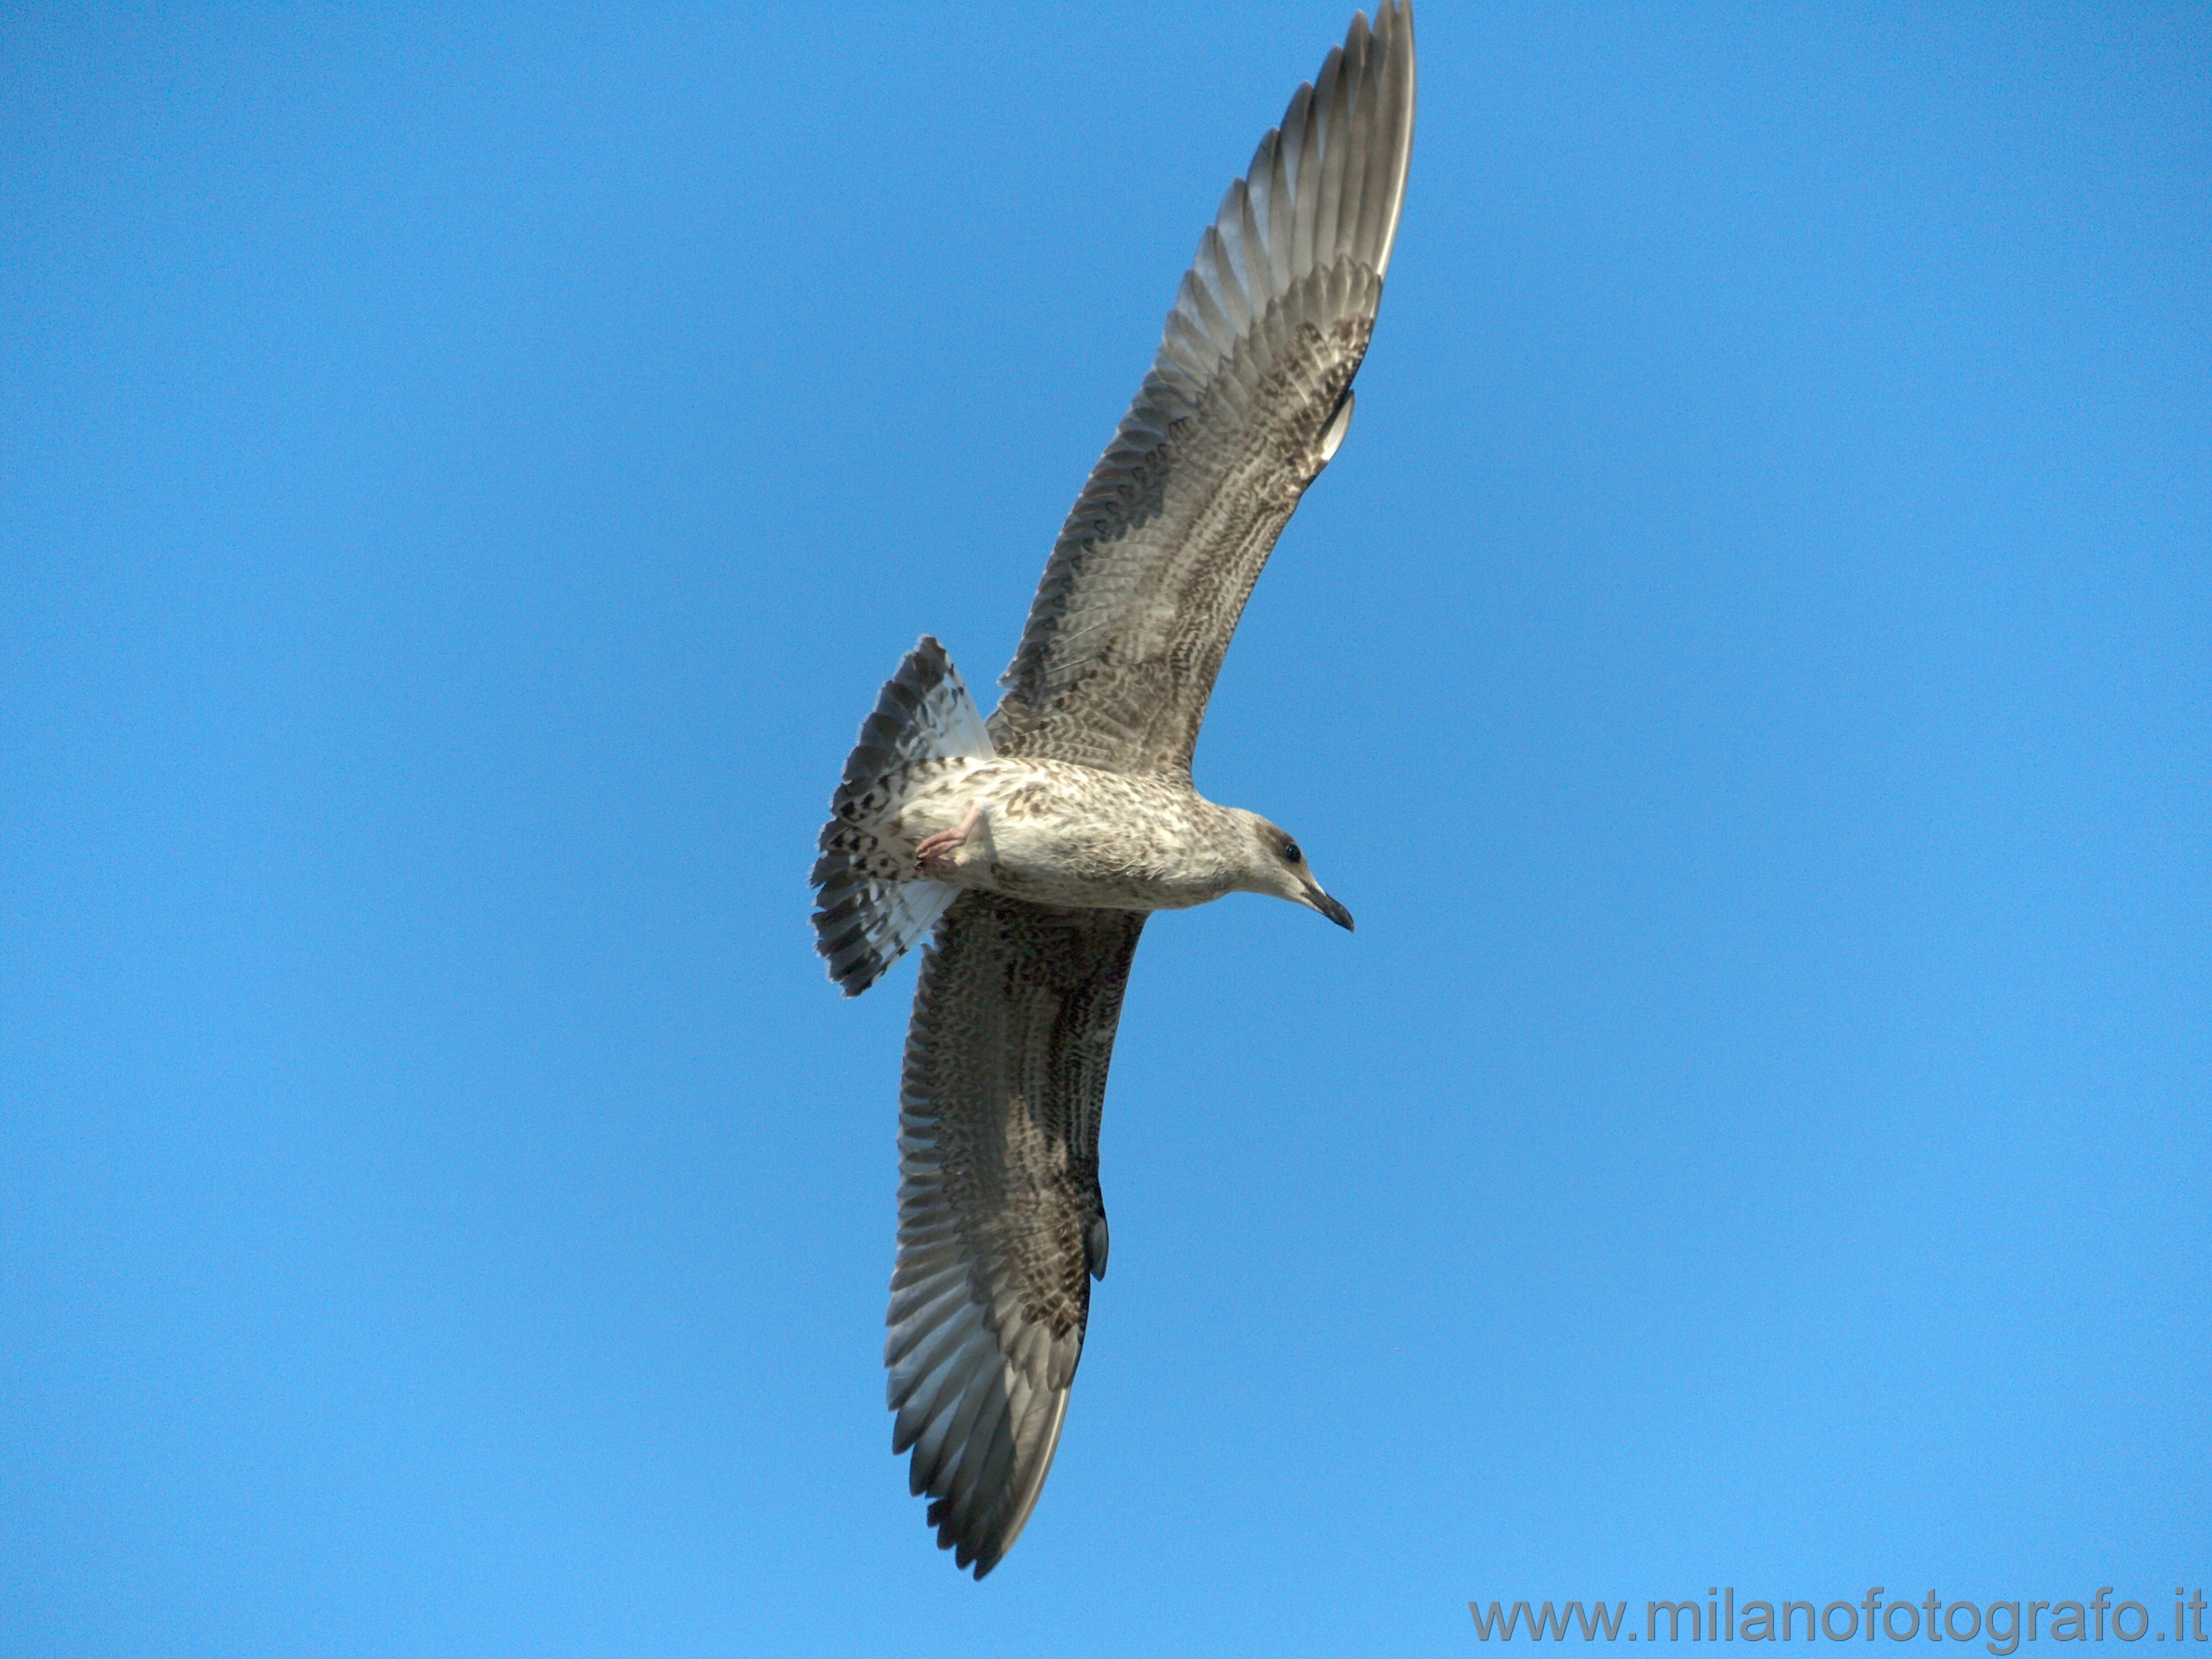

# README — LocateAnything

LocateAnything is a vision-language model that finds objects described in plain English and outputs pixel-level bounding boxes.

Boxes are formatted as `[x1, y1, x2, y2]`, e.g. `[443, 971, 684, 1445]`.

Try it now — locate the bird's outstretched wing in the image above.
[885, 893, 1147, 1578]
[990, 2, 1416, 776]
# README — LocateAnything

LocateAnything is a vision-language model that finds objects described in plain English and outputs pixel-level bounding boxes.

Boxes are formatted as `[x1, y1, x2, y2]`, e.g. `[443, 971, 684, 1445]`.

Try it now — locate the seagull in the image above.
[811, 3, 1415, 1578]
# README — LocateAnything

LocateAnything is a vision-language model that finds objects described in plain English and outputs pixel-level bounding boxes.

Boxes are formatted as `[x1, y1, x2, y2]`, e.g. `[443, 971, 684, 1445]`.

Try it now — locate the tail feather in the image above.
[812, 638, 993, 996]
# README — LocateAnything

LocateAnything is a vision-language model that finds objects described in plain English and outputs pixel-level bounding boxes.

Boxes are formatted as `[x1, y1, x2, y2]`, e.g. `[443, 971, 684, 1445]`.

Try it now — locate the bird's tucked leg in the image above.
[913, 806, 982, 878]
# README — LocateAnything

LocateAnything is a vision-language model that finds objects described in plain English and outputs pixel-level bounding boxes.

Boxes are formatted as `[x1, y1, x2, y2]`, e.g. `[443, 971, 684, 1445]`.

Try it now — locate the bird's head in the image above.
[1230, 811, 1354, 931]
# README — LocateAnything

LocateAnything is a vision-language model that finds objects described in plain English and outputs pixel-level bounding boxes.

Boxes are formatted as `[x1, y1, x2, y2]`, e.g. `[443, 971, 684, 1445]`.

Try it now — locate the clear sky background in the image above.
[5, 3, 2206, 1655]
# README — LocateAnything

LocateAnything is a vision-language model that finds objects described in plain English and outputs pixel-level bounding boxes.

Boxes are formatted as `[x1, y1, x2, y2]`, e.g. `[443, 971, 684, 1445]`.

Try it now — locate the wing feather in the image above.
[885, 893, 1147, 1578]
[990, 3, 1417, 775]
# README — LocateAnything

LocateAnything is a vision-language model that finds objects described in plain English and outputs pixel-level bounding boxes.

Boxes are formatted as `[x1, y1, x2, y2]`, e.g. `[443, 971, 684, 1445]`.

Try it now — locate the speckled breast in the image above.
[932, 760, 1237, 914]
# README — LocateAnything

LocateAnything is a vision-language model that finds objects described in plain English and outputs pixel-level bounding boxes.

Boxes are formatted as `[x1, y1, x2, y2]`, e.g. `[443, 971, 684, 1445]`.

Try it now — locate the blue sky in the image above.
[4, 3, 2206, 1655]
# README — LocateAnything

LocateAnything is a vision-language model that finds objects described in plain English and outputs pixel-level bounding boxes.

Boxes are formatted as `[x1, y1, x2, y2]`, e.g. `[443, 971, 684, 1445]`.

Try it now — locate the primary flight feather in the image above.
[811, 2, 1415, 1578]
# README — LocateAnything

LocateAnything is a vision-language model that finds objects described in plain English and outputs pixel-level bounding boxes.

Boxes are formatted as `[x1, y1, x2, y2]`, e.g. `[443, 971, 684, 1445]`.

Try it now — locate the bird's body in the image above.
[828, 752, 1319, 915]
[810, 2, 1416, 1578]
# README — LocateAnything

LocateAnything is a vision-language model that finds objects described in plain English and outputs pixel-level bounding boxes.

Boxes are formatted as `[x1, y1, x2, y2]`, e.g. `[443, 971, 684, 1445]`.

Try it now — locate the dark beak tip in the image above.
[1318, 895, 1355, 932]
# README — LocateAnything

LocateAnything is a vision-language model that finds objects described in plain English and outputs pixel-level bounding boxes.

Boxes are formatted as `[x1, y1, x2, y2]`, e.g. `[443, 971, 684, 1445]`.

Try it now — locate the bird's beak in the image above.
[1304, 882, 1355, 932]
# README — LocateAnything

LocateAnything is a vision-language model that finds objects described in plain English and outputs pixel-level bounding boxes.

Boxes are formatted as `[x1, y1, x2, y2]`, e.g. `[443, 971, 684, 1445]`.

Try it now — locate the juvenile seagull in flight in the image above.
[811, 3, 1415, 1578]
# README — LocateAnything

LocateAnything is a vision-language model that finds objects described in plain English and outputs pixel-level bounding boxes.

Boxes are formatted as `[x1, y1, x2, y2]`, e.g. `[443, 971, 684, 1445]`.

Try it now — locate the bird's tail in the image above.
[812, 637, 994, 997]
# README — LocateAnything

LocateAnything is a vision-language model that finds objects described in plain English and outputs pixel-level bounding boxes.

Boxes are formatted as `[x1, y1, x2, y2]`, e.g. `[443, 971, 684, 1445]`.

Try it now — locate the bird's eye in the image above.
[1281, 839, 1302, 863]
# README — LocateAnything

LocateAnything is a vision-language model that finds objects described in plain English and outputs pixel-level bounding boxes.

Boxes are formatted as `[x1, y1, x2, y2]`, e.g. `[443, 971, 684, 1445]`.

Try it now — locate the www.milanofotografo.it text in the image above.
[1470, 1589, 2211, 1653]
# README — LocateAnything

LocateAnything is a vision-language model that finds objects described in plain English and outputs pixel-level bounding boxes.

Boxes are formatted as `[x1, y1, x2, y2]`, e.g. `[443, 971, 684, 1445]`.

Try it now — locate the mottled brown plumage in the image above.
[811, 2, 1416, 1577]
[886, 895, 1144, 1568]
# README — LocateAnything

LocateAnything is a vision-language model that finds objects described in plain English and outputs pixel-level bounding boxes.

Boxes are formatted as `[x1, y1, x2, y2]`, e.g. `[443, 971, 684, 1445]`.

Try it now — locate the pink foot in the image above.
[913, 806, 981, 878]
